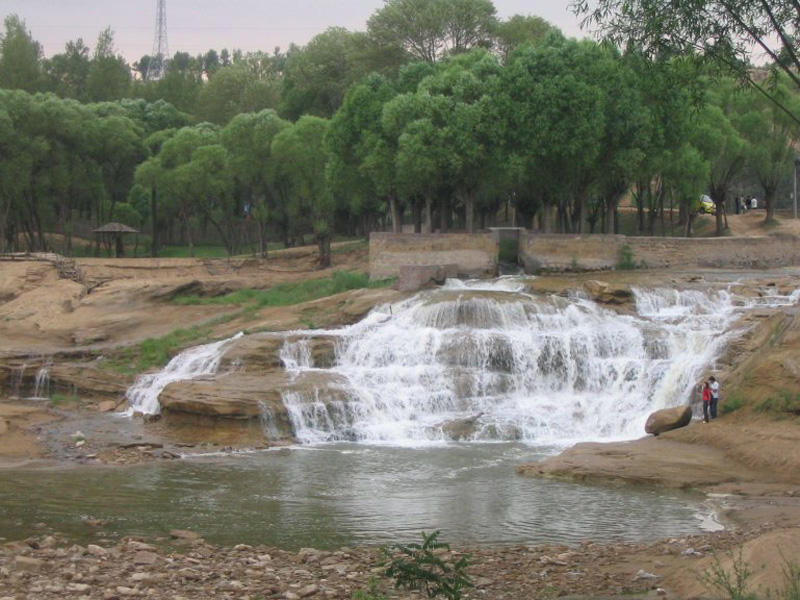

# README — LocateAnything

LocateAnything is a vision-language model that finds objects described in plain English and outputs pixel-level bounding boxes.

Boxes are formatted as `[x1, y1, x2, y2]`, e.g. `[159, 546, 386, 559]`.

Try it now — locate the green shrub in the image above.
[384, 530, 472, 600]
[721, 393, 747, 415]
[756, 391, 800, 416]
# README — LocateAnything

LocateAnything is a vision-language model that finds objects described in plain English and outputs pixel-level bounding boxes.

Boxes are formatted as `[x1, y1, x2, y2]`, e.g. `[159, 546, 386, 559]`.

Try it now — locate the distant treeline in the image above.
[1, 0, 798, 263]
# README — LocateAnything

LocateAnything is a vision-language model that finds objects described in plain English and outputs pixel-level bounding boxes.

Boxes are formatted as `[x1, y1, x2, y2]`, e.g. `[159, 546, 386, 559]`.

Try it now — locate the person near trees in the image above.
[701, 381, 712, 423]
[709, 376, 720, 419]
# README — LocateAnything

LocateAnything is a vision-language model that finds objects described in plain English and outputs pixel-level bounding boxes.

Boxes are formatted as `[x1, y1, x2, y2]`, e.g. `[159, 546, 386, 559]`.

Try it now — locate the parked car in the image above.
[698, 195, 716, 215]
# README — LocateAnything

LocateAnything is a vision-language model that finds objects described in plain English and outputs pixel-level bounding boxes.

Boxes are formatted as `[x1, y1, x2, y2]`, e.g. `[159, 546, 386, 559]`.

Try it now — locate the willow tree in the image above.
[573, 0, 800, 127]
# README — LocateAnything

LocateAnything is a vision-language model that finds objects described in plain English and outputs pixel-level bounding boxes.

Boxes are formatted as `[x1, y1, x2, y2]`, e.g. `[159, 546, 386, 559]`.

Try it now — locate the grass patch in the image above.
[173, 270, 392, 309]
[721, 392, 747, 416]
[101, 325, 214, 375]
[50, 392, 79, 406]
[755, 391, 800, 417]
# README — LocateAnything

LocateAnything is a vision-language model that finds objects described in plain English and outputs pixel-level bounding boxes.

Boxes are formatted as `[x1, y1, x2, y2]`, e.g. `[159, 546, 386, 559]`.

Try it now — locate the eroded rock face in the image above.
[159, 370, 353, 441]
[221, 334, 338, 372]
[645, 405, 692, 435]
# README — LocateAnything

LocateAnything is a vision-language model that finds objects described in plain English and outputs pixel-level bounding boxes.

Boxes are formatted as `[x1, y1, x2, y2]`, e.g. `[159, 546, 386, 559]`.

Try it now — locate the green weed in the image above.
[696, 547, 757, 600]
[756, 391, 800, 417]
[384, 530, 472, 600]
[721, 392, 747, 415]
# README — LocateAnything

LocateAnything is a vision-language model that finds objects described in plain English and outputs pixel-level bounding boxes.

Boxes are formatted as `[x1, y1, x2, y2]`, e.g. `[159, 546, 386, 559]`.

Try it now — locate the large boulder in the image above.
[396, 264, 458, 293]
[645, 405, 693, 436]
[583, 280, 633, 305]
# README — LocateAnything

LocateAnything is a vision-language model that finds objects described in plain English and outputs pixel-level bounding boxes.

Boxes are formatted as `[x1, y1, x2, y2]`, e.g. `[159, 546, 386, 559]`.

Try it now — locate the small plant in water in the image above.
[384, 530, 472, 600]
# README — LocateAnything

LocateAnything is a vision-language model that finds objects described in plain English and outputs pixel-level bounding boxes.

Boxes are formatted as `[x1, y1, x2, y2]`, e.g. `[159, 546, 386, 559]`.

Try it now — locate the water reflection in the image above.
[0, 444, 711, 549]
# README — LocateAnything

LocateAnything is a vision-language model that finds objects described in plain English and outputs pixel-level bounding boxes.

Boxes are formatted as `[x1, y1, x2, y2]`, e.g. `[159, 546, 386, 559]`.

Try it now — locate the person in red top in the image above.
[701, 381, 712, 423]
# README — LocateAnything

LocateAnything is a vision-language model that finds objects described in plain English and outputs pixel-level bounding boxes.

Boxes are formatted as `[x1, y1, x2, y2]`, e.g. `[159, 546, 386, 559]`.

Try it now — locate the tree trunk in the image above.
[412, 198, 422, 233]
[388, 195, 402, 233]
[317, 233, 332, 268]
[541, 202, 555, 234]
[151, 187, 159, 258]
[462, 190, 475, 233]
[424, 193, 434, 234]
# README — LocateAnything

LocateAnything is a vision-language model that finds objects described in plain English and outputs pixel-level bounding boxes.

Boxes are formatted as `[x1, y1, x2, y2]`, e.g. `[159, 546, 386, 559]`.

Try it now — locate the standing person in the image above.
[709, 376, 720, 419]
[701, 381, 712, 423]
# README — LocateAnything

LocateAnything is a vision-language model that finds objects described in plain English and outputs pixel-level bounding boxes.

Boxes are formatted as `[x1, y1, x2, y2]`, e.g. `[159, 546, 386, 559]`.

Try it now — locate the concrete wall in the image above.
[520, 233, 800, 271]
[370, 232, 499, 279]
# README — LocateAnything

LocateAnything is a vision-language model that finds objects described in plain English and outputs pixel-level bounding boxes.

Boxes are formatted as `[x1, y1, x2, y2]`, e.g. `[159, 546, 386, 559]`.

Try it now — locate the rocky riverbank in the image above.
[2, 522, 796, 600]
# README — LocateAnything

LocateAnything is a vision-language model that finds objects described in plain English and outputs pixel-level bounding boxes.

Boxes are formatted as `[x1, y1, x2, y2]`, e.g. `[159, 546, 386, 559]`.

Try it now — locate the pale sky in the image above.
[0, 1, 588, 63]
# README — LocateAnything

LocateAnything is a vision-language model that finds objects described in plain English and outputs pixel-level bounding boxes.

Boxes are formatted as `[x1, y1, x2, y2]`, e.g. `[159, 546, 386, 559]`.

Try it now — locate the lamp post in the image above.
[795, 156, 800, 219]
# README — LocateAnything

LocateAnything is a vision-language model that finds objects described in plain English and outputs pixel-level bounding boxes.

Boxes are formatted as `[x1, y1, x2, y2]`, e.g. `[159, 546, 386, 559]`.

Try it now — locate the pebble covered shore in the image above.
[0, 526, 760, 600]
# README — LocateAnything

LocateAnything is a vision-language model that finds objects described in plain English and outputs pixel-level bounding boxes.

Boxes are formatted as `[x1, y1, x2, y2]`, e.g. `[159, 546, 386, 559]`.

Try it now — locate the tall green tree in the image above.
[367, 0, 497, 64]
[493, 15, 554, 61]
[85, 28, 131, 102]
[221, 109, 290, 256]
[730, 81, 800, 222]
[690, 104, 749, 235]
[498, 36, 607, 233]
[281, 28, 372, 120]
[272, 116, 335, 267]
[0, 15, 43, 92]
[195, 64, 280, 125]
[44, 39, 91, 99]
[327, 74, 398, 235]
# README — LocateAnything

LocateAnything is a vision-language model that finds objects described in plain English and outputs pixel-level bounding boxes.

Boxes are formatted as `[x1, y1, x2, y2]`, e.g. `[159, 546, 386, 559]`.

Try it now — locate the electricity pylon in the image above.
[145, 0, 169, 81]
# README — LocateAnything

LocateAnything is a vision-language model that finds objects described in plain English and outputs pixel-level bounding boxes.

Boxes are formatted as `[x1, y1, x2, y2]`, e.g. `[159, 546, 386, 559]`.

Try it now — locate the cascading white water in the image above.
[12, 363, 27, 398]
[279, 280, 799, 446]
[125, 333, 243, 415]
[31, 360, 52, 400]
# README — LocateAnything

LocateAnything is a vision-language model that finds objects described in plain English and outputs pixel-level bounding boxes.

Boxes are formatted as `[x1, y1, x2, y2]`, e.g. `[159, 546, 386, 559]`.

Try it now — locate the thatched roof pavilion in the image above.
[93, 222, 139, 257]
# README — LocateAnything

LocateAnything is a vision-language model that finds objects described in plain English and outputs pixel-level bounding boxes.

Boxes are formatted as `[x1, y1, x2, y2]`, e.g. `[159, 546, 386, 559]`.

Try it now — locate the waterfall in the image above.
[279, 281, 797, 446]
[12, 363, 27, 398]
[31, 360, 52, 400]
[125, 333, 243, 415]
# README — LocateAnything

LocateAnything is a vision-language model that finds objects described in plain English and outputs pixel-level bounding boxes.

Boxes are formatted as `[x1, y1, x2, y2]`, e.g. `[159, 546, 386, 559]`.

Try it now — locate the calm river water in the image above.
[0, 443, 717, 549]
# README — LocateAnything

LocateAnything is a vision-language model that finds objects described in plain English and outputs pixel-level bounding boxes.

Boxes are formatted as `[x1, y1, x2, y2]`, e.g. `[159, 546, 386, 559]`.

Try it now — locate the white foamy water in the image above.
[122, 280, 798, 445]
[279, 281, 798, 446]
[124, 333, 243, 415]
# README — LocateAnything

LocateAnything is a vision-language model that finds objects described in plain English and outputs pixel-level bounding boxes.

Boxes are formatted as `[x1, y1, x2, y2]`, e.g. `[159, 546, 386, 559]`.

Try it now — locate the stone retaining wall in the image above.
[369, 231, 800, 279]
[369, 232, 499, 279]
[520, 233, 800, 271]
